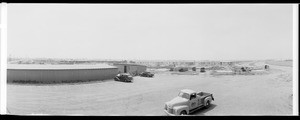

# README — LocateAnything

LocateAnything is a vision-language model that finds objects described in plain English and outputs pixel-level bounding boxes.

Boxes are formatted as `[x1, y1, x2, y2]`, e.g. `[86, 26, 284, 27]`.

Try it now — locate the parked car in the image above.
[265, 65, 269, 70]
[140, 72, 154, 77]
[200, 67, 206, 72]
[164, 89, 214, 116]
[192, 67, 196, 71]
[114, 73, 133, 82]
[179, 68, 188, 72]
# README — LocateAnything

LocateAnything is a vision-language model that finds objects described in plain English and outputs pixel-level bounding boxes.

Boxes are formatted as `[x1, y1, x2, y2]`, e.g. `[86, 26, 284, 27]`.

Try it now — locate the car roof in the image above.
[180, 89, 196, 94]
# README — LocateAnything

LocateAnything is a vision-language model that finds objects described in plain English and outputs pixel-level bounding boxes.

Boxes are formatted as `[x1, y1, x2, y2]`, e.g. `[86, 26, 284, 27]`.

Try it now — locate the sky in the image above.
[7, 4, 294, 61]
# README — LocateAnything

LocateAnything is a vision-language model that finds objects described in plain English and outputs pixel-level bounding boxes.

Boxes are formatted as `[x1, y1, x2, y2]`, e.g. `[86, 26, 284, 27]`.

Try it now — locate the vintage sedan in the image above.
[140, 72, 154, 77]
[114, 73, 133, 82]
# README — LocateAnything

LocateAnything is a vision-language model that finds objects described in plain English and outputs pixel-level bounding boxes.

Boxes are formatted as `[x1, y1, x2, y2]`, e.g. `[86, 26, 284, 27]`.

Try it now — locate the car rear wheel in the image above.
[180, 111, 187, 115]
[205, 100, 211, 108]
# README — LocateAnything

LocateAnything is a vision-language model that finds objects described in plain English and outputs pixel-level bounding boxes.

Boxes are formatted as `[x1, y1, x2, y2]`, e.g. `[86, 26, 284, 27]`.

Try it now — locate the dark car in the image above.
[178, 68, 188, 72]
[114, 73, 133, 82]
[140, 72, 154, 77]
[200, 67, 206, 72]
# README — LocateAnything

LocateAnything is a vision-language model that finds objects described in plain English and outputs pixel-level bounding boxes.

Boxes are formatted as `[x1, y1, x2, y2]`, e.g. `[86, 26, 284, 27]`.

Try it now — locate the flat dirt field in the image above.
[7, 61, 293, 116]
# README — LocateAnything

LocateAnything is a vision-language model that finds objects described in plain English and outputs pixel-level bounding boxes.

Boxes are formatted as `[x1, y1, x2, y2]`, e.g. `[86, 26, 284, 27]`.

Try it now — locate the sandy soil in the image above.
[266, 60, 293, 67]
[7, 61, 293, 116]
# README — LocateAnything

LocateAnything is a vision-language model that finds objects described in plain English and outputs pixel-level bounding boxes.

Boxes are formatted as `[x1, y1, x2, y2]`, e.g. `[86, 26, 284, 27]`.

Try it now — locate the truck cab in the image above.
[164, 89, 214, 116]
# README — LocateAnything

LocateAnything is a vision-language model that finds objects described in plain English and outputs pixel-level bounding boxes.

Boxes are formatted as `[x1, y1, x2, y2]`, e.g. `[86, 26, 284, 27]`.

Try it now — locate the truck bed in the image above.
[188, 92, 214, 113]
[197, 92, 214, 101]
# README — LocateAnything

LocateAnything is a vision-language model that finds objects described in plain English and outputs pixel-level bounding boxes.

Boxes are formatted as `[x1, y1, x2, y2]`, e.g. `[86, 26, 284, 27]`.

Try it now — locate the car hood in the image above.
[166, 96, 188, 108]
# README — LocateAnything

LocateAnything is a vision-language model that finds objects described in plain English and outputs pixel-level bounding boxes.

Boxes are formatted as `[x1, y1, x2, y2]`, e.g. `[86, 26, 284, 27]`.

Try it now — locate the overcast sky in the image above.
[7, 4, 293, 61]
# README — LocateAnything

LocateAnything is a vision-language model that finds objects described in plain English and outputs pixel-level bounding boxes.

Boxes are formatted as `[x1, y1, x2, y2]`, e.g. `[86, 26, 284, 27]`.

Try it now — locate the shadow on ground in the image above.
[190, 104, 217, 116]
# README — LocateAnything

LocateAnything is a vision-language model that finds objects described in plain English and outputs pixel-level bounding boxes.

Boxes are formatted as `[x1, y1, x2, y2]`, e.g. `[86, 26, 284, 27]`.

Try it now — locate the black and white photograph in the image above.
[0, 3, 298, 116]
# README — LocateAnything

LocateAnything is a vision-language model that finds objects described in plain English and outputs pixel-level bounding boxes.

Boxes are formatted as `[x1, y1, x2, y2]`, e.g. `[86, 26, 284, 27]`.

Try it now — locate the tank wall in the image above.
[7, 68, 118, 83]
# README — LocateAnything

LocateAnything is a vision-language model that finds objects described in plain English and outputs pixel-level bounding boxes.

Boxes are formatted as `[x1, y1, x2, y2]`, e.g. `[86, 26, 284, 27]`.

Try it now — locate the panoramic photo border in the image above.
[1, 2, 7, 115]
[292, 4, 298, 116]
[0, 3, 299, 115]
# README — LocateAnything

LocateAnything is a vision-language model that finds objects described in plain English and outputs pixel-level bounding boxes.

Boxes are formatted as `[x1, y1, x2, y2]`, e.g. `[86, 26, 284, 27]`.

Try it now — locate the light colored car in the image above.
[164, 89, 214, 116]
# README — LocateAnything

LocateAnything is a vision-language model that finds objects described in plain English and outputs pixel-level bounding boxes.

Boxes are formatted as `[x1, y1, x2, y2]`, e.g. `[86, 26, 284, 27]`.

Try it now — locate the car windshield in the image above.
[178, 92, 189, 99]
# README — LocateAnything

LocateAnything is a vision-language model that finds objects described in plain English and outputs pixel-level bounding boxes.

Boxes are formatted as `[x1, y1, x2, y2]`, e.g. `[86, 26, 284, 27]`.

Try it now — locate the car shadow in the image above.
[189, 104, 217, 116]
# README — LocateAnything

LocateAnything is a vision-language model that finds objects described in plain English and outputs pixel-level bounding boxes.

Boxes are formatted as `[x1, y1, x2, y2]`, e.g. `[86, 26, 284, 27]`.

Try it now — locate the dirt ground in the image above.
[7, 61, 293, 116]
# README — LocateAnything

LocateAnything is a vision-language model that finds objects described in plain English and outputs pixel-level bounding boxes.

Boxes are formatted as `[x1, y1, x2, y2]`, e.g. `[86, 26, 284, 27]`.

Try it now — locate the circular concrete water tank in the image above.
[7, 64, 118, 83]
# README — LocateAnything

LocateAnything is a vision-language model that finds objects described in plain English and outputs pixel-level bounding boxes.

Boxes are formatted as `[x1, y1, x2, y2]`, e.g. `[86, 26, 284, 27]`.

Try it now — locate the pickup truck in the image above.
[164, 89, 214, 116]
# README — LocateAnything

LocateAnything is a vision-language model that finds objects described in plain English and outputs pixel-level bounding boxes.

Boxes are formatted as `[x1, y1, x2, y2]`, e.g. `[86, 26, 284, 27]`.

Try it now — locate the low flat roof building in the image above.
[113, 63, 147, 76]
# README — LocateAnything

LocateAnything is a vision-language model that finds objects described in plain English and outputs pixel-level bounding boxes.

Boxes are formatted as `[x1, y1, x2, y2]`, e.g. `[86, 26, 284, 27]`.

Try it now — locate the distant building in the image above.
[113, 63, 147, 76]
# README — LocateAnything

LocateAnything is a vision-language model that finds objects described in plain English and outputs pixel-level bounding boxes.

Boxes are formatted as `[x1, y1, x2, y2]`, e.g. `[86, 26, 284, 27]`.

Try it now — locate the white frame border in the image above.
[0, 2, 8, 114]
[292, 4, 299, 116]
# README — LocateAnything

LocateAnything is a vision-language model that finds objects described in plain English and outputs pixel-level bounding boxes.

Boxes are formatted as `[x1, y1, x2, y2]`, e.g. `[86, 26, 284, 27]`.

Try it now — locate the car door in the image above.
[189, 93, 198, 110]
[120, 75, 125, 82]
[197, 95, 202, 106]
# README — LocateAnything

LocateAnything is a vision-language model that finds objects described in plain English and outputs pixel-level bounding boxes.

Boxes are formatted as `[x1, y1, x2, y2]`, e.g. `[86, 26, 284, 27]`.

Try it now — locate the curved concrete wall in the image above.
[7, 68, 118, 83]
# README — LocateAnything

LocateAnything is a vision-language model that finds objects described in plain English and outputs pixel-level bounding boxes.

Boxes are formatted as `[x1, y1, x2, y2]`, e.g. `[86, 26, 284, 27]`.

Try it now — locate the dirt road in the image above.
[7, 61, 293, 115]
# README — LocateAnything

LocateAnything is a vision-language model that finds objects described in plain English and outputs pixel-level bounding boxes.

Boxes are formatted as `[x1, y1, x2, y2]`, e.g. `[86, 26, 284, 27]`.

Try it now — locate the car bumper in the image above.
[164, 110, 176, 116]
[126, 80, 133, 82]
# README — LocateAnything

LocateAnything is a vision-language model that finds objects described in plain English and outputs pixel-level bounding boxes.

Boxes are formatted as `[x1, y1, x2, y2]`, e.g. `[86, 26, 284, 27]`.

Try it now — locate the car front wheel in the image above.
[180, 111, 187, 115]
